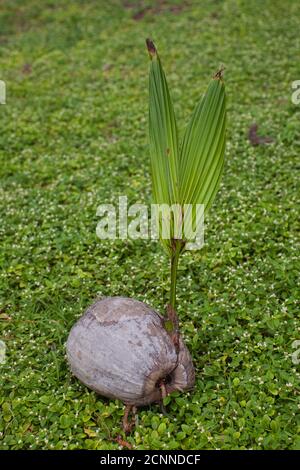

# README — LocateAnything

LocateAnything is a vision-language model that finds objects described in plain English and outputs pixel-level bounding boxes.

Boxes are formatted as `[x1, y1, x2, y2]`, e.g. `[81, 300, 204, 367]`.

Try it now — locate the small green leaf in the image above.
[233, 377, 240, 387]
[158, 422, 166, 434]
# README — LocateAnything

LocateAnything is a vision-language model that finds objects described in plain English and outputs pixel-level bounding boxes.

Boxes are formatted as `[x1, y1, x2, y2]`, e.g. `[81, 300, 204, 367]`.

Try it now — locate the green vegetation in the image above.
[0, 0, 299, 450]
[147, 38, 226, 313]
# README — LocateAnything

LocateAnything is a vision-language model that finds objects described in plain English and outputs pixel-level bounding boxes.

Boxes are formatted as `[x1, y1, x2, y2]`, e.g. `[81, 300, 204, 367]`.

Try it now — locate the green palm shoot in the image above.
[146, 39, 226, 320]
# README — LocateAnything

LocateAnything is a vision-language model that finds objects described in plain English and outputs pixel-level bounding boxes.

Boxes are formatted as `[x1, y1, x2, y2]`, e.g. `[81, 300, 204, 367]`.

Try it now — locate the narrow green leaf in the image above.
[179, 73, 226, 238]
[147, 39, 179, 207]
[147, 39, 180, 252]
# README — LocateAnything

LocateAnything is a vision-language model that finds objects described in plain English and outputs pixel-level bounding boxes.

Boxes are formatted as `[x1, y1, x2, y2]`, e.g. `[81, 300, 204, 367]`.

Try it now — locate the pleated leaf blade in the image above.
[147, 39, 180, 252]
[179, 73, 226, 244]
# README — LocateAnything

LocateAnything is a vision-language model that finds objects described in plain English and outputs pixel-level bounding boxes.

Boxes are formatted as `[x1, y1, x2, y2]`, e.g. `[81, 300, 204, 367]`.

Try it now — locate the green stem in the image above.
[170, 240, 182, 310]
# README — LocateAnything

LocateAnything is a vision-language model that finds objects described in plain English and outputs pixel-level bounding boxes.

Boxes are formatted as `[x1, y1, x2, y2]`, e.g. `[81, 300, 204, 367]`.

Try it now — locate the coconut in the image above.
[66, 297, 194, 407]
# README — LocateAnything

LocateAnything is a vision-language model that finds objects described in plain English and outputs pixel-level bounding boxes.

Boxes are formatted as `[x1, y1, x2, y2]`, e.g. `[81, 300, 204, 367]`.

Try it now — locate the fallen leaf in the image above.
[248, 123, 274, 146]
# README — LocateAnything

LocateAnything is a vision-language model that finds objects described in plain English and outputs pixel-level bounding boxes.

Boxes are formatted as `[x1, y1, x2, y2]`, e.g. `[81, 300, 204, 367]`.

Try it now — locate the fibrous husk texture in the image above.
[66, 297, 195, 406]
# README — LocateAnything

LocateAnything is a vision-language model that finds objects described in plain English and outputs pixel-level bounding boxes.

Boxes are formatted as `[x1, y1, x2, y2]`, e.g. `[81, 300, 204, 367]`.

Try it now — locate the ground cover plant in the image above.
[0, 0, 299, 450]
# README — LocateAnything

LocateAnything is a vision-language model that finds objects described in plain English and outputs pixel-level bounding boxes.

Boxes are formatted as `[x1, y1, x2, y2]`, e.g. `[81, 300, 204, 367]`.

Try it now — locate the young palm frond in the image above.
[146, 39, 226, 315]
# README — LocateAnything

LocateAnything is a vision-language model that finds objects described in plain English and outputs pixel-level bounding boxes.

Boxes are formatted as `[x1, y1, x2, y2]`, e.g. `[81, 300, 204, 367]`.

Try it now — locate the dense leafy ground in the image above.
[0, 0, 299, 450]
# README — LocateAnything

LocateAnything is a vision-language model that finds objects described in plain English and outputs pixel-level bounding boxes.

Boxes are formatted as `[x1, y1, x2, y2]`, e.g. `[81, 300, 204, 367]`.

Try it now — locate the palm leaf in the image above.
[147, 39, 179, 253]
[146, 39, 227, 311]
[179, 73, 226, 245]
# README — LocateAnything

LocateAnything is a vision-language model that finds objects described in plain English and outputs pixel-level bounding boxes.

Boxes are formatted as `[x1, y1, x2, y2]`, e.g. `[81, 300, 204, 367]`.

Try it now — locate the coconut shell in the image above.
[66, 297, 195, 406]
